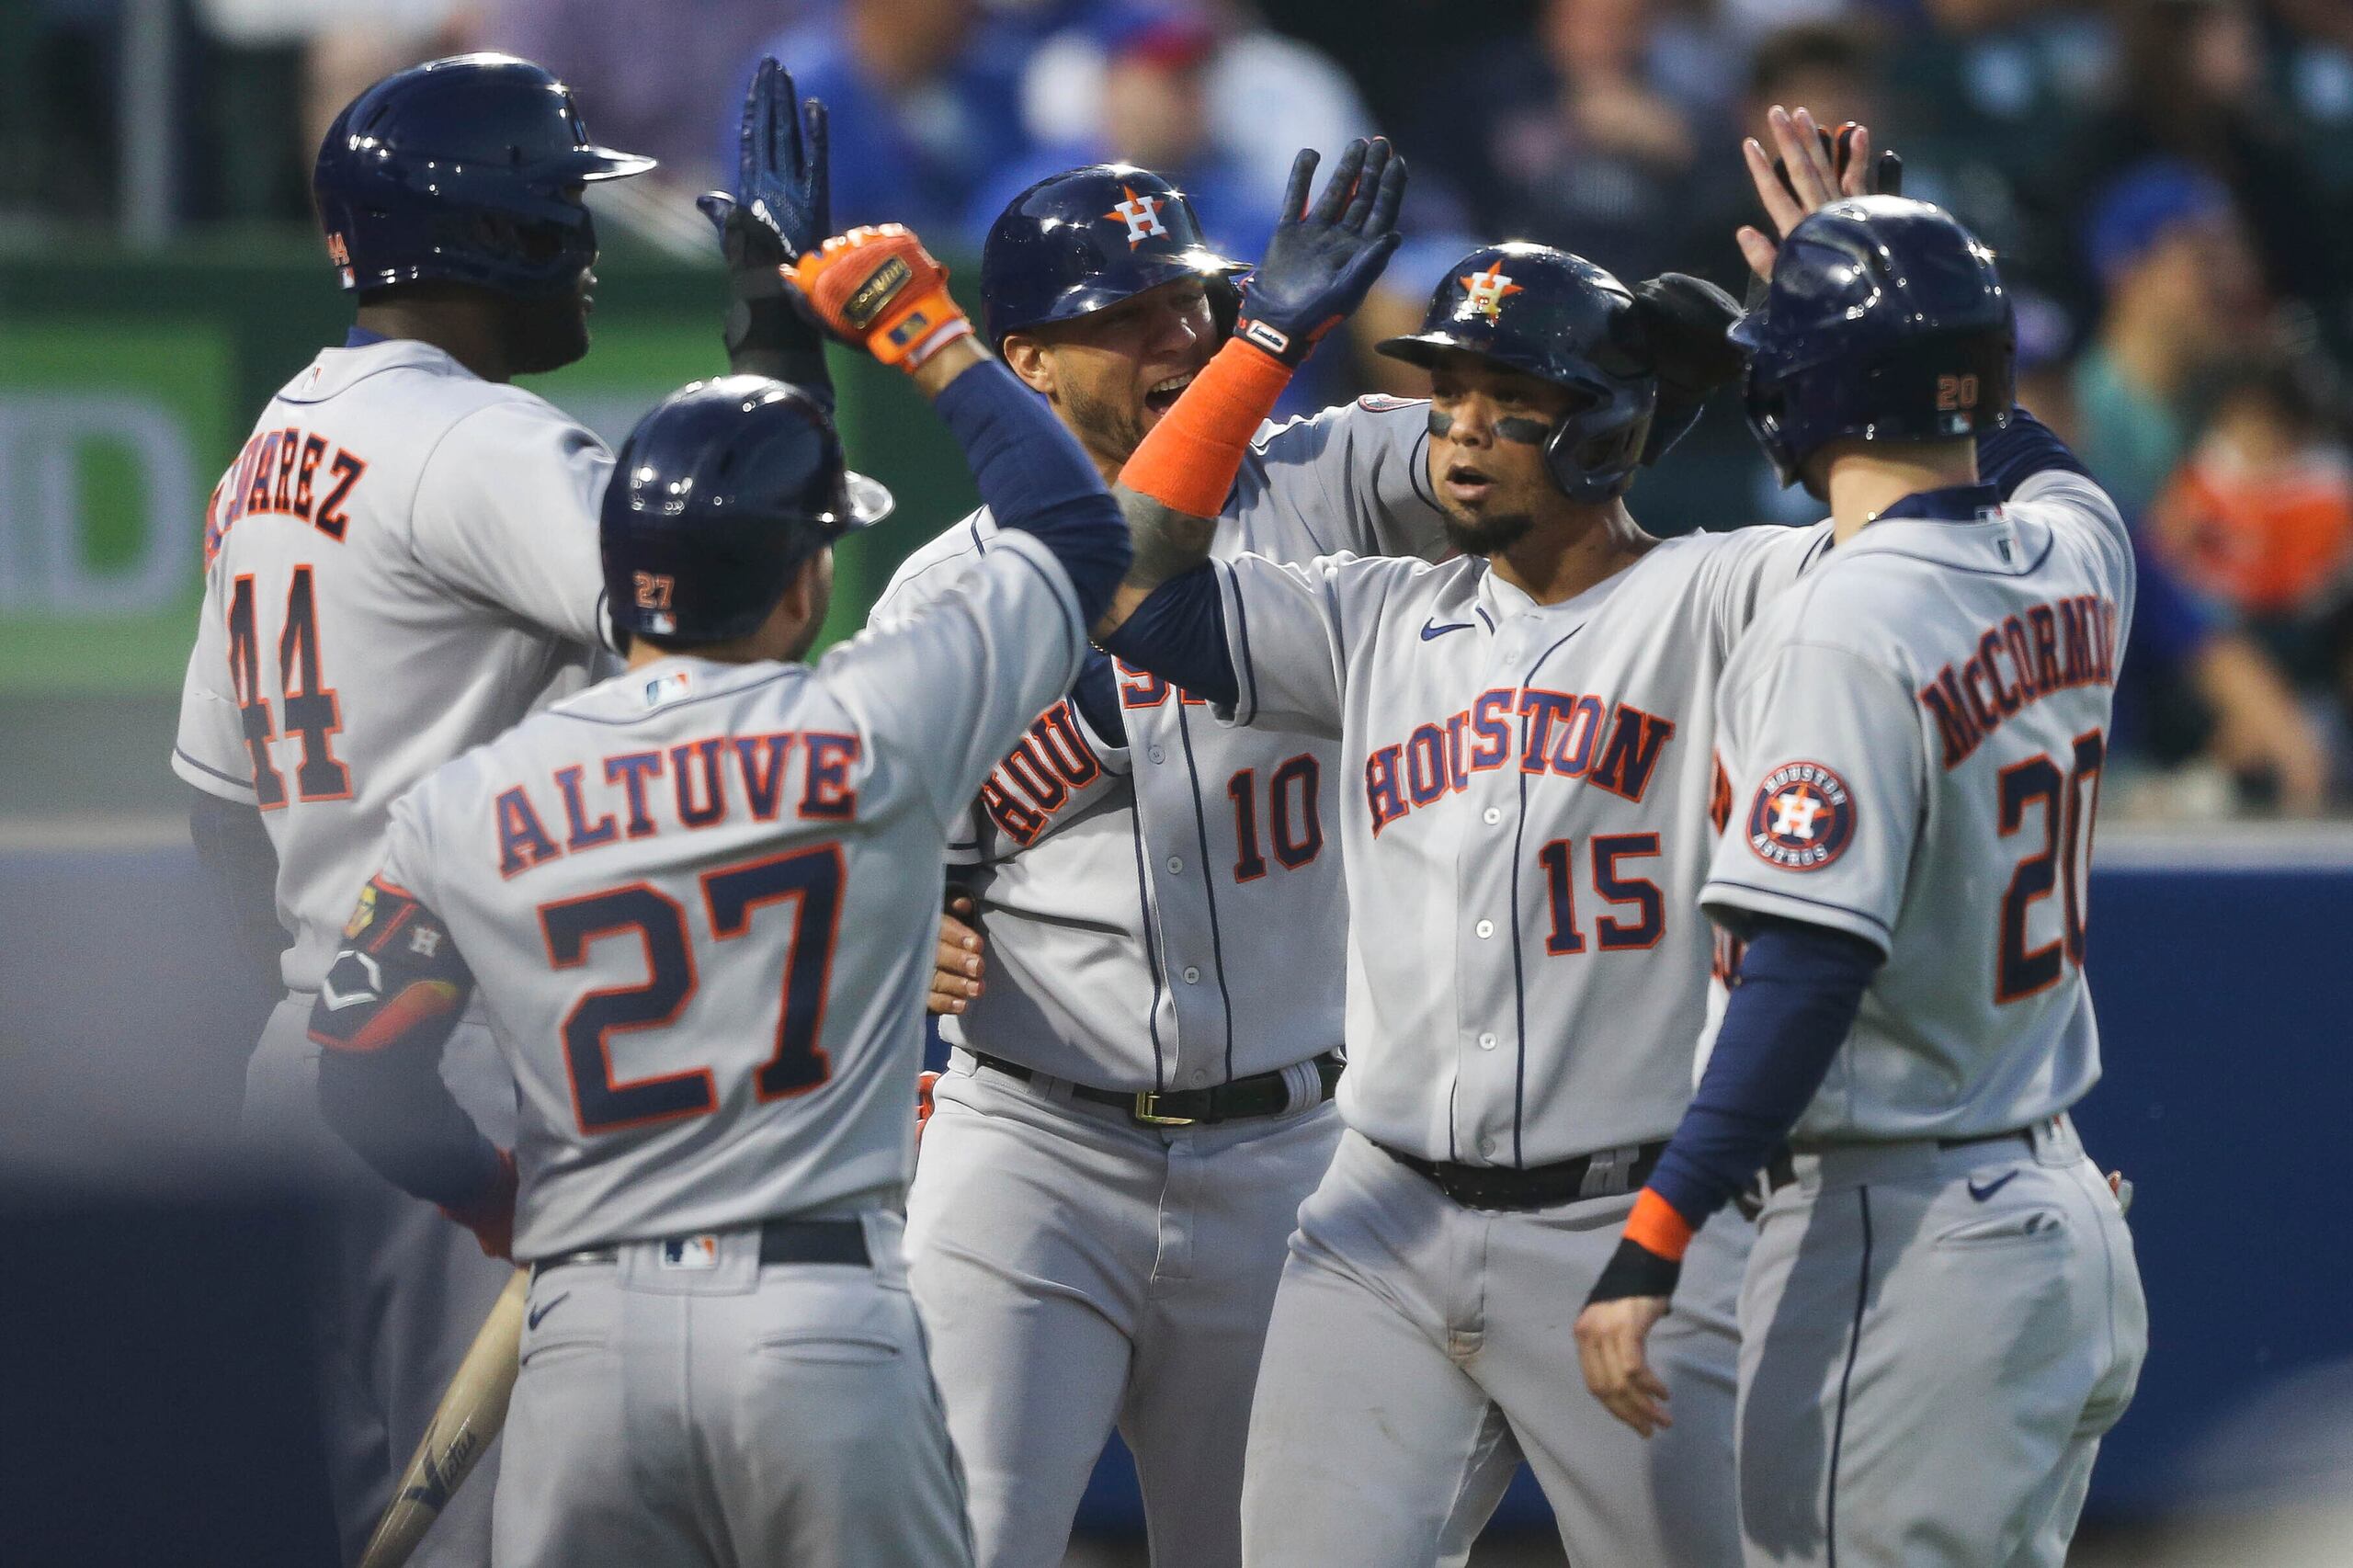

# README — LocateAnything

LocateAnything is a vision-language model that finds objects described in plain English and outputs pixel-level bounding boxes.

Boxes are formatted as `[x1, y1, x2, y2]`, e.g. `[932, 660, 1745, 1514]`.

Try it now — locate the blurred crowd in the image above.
[11, 0, 2353, 815]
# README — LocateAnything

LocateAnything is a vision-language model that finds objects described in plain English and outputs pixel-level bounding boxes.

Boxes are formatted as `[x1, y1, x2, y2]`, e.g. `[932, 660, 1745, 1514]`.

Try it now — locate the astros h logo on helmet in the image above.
[1458, 261, 1525, 321]
[1745, 760, 1857, 870]
[1105, 186, 1168, 249]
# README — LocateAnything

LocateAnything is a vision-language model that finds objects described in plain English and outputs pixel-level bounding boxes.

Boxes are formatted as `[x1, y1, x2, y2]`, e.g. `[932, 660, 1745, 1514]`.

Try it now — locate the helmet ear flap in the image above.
[1540, 380, 1657, 502]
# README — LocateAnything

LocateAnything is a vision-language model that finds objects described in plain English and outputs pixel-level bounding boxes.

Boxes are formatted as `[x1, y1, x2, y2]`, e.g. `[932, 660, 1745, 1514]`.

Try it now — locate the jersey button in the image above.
[1166, 856, 1184, 874]
[1479, 1135, 1499, 1157]
[1475, 919, 1495, 939]
[1149, 746, 1166, 764]
[1477, 1031, 1497, 1051]
[1190, 1068, 1208, 1085]
[1182, 966, 1201, 983]
[1483, 807, 1502, 825]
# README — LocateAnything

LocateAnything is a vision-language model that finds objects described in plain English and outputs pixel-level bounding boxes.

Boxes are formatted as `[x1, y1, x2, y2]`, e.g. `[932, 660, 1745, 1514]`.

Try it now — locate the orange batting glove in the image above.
[790, 224, 973, 371]
[916, 1071, 941, 1146]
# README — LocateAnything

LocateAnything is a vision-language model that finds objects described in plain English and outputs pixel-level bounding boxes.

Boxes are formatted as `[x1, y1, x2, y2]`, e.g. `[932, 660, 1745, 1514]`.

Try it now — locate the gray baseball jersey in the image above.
[1211, 522, 1831, 1165]
[172, 337, 616, 993]
[1699, 468, 2136, 1140]
[874, 395, 1446, 1090]
[373, 528, 1088, 1261]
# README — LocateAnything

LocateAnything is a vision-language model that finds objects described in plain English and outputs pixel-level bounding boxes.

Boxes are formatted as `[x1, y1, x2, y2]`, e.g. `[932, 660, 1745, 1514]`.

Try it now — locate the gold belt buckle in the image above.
[1131, 1091, 1196, 1127]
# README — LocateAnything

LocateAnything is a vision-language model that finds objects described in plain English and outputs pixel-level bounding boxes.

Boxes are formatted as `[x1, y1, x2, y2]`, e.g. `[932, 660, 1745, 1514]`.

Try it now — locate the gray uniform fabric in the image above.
[870, 396, 1448, 1568]
[375, 525, 1090, 1564]
[1199, 520, 1828, 1565]
[173, 337, 616, 1566]
[1701, 469, 2147, 1566]
[496, 1215, 969, 1568]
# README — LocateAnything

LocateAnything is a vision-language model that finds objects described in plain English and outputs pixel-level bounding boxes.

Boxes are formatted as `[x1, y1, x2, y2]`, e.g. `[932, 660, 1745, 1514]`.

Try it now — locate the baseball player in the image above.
[876, 146, 1479, 1568]
[1574, 193, 2147, 1566]
[1089, 108, 1927, 1568]
[304, 215, 1134, 1564]
[170, 55, 659, 1564]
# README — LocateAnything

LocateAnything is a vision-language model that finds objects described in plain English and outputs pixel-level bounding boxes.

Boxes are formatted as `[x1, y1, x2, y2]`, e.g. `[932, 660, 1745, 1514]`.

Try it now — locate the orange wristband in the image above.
[1117, 338, 1294, 518]
[1624, 1187, 1697, 1263]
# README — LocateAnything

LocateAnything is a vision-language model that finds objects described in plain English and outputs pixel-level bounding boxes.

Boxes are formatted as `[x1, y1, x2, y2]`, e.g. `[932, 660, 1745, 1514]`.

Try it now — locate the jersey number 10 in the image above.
[538, 846, 846, 1135]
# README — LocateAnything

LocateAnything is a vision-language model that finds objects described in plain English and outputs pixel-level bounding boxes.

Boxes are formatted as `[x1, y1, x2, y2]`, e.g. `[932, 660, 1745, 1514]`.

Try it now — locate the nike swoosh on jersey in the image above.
[527, 1291, 571, 1330]
[1420, 619, 1474, 641]
[1965, 1171, 2019, 1202]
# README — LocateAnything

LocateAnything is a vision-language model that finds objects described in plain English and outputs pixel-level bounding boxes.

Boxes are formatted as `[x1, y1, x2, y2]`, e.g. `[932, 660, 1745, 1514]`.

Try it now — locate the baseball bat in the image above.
[357, 1268, 528, 1568]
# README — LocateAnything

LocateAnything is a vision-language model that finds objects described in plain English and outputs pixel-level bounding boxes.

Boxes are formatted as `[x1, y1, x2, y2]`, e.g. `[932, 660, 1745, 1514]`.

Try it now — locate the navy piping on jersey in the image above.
[1407, 426, 1438, 514]
[1506, 622, 1586, 1167]
[1126, 797, 1170, 1090]
[1172, 700, 1241, 1085]
[1702, 881, 1897, 945]
[1221, 560, 1261, 724]
[343, 326, 390, 348]
[1826, 1185, 1875, 1568]
[1473, 606, 1495, 633]
[176, 745, 256, 792]
[1800, 530, 1836, 575]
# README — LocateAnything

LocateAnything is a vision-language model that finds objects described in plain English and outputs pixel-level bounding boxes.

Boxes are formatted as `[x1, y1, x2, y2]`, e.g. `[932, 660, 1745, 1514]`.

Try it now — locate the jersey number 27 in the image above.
[538, 846, 845, 1134]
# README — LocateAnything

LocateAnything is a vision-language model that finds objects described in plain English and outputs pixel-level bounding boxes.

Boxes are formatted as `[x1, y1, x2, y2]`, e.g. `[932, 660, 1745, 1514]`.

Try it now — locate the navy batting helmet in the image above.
[980, 165, 1245, 348]
[1733, 195, 2015, 491]
[602, 378, 892, 646]
[313, 54, 654, 297]
[1378, 244, 1657, 502]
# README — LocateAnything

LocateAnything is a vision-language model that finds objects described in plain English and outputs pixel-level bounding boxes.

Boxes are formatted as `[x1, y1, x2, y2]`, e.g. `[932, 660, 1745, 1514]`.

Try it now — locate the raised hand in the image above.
[1234, 137, 1408, 367]
[791, 223, 974, 373]
[1738, 106, 1893, 280]
[697, 57, 830, 261]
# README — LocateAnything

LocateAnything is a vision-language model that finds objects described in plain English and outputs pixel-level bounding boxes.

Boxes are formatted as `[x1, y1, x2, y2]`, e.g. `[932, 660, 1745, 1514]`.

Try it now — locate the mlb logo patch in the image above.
[1745, 760, 1856, 871]
[643, 669, 692, 707]
[660, 1234, 719, 1270]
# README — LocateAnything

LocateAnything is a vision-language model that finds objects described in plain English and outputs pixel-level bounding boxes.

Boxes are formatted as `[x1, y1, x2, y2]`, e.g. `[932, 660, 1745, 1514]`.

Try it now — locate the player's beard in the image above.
[506, 289, 592, 375]
[1056, 379, 1147, 472]
[1442, 507, 1537, 558]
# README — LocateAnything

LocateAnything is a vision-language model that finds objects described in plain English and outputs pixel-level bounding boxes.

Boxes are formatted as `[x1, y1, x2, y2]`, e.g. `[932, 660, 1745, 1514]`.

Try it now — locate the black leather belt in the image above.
[972, 1051, 1343, 1126]
[1378, 1140, 1667, 1211]
[533, 1218, 869, 1275]
[1755, 1127, 2036, 1203]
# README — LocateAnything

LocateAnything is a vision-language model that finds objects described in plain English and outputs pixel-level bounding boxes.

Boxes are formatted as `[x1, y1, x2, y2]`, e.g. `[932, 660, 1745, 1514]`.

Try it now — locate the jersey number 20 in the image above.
[1995, 730, 2105, 1004]
[539, 846, 845, 1134]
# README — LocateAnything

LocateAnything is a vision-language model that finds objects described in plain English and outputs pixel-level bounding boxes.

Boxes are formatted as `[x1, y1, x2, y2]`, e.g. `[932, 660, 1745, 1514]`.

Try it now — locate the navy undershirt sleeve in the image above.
[934, 362, 1131, 625]
[1101, 562, 1238, 708]
[1070, 648, 1128, 747]
[1646, 916, 1883, 1228]
[318, 1039, 505, 1210]
[1977, 406, 2092, 499]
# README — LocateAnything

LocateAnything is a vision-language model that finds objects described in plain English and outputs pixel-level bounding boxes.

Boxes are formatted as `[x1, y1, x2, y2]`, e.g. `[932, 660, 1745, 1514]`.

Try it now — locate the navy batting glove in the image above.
[1233, 138, 1407, 368]
[704, 57, 830, 260]
[1629, 272, 1744, 466]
